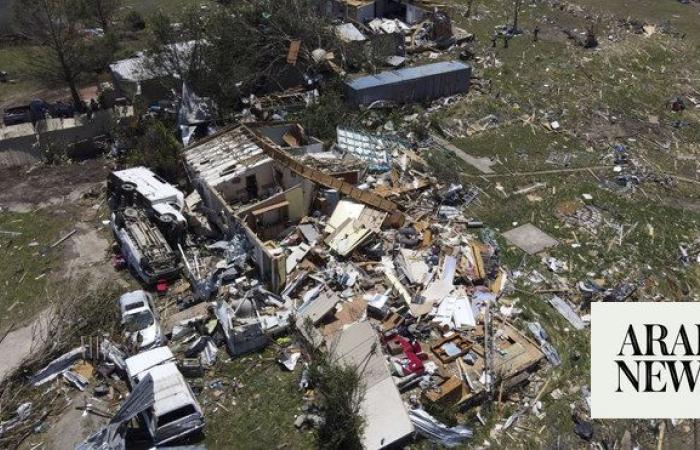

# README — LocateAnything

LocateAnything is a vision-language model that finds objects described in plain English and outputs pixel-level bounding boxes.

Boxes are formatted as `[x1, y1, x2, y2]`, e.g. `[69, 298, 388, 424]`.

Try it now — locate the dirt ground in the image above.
[40, 390, 111, 450]
[0, 159, 127, 449]
[0, 159, 109, 212]
[0, 159, 124, 382]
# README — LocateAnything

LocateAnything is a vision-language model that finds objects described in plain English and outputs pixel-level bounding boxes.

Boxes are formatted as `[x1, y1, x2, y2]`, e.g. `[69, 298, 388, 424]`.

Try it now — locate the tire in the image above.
[158, 214, 175, 224]
[121, 182, 136, 192]
[123, 207, 138, 219]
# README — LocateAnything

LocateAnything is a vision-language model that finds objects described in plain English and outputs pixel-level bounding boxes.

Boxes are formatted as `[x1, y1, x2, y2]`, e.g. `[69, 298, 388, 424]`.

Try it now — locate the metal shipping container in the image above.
[344, 60, 471, 106]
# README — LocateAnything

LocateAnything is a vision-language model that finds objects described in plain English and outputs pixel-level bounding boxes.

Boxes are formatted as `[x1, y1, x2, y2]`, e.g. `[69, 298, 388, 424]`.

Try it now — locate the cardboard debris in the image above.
[502, 223, 559, 255]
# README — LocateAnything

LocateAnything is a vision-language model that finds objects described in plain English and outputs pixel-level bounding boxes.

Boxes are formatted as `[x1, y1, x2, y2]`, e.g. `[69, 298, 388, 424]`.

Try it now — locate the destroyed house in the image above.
[335, 21, 406, 69]
[184, 122, 403, 293]
[322, 0, 430, 24]
[344, 60, 471, 106]
[0, 106, 133, 168]
[109, 41, 197, 101]
[184, 124, 319, 293]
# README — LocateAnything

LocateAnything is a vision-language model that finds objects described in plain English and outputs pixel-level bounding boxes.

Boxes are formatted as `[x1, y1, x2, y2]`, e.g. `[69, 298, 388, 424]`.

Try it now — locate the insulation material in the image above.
[398, 248, 430, 285]
[408, 407, 473, 447]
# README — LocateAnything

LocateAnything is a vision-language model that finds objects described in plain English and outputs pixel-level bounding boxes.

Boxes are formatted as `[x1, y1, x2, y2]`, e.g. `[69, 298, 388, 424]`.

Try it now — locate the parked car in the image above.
[124, 347, 205, 445]
[29, 99, 51, 122]
[2, 105, 31, 126]
[50, 101, 75, 119]
[3, 99, 75, 126]
[118, 290, 163, 349]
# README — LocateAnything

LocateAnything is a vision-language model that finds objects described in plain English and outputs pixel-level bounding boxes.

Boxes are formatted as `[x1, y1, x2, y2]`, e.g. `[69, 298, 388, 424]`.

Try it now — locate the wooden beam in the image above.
[251, 128, 405, 224]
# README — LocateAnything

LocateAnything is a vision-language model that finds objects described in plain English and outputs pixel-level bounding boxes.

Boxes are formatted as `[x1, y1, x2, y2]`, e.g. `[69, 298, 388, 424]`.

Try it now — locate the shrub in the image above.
[124, 10, 146, 31]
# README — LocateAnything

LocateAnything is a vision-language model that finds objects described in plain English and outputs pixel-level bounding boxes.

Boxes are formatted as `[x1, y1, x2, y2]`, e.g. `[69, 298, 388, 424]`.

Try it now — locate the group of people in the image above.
[490, 25, 540, 48]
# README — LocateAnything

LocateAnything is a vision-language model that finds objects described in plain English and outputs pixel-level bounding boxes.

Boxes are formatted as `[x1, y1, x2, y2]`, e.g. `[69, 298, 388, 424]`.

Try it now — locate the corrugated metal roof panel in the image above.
[183, 126, 271, 188]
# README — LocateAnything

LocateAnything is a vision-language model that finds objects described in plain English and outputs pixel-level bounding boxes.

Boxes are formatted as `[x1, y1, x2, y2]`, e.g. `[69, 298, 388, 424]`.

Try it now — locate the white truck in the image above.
[108, 166, 186, 227]
[124, 347, 204, 445]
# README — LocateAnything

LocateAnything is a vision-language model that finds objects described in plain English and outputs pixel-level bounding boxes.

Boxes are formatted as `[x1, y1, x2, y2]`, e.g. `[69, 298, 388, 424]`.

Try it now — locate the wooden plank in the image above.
[287, 39, 301, 65]
[252, 130, 405, 222]
[251, 201, 290, 216]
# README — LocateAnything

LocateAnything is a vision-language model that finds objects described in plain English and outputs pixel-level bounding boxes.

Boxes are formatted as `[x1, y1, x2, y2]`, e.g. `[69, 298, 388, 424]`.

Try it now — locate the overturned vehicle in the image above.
[111, 206, 180, 285]
[108, 167, 185, 285]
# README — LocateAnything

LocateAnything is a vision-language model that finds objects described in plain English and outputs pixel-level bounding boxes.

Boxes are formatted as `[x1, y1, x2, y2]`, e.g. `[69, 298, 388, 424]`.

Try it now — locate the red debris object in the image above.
[392, 335, 426, 376]
[112, 254, 126, 270]
[156, 279, 168, 294]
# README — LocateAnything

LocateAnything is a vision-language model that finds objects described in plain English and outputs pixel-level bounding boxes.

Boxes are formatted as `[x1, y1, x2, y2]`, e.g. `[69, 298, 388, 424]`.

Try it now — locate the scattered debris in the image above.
[408, 407, 473, 447]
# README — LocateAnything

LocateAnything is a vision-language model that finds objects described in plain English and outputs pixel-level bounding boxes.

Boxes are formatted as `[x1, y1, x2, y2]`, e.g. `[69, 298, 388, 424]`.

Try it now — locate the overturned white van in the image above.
[108, 166, 186, 227]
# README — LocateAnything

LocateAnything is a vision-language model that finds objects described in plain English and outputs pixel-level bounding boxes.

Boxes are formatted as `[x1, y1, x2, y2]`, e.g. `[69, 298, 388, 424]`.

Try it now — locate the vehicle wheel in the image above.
[159, 214, 175, 224]
[121, 182, 136, 192]
[123, 207, 138, 219]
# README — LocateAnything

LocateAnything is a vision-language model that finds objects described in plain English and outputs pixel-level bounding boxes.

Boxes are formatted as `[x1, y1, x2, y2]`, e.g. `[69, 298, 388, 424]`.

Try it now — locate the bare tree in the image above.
[82, 0, 122, 31]
[142, 9, 208, 85]
[14, 0, 88, 110]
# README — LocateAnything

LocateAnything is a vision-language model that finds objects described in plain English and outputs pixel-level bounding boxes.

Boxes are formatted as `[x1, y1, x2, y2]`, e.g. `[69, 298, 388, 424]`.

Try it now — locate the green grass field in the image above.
[203, 347, 315, 450]
[0, 211, 67, 334]
[422, 1, 700, 447]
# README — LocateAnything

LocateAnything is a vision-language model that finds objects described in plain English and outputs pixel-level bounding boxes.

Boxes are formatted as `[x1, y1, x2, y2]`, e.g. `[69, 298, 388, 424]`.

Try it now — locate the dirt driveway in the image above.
[0, 159, 124, 383]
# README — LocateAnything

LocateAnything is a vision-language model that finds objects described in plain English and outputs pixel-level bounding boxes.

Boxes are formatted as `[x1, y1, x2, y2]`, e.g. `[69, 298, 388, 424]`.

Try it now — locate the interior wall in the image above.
[215, 160, 276, 203]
